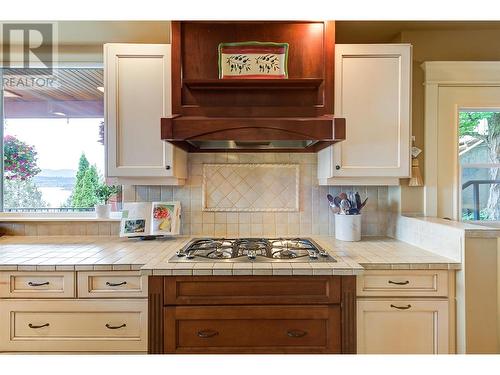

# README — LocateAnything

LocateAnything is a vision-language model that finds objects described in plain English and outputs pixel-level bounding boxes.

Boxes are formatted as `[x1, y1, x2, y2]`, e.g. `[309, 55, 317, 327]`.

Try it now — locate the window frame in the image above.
[0, 61, 109, 218]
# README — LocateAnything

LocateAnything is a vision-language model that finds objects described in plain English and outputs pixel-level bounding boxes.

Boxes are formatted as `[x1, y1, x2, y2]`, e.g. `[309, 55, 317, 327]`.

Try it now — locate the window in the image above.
[459, 110, 500, 221]
[1, 66, 120, 213]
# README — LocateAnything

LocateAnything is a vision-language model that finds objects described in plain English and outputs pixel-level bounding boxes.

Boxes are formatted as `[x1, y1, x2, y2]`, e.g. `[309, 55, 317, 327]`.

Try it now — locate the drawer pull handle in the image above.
[28, 323, 49, 329]
[197, 329, 219, 338]
[105, 323, 127, 330]
[28, 281, 50, 287]
[388, 280, 409, 285]
[106, 281, 127, 287]
[390, 304, 412, 310]
[287, 329, 308, 338]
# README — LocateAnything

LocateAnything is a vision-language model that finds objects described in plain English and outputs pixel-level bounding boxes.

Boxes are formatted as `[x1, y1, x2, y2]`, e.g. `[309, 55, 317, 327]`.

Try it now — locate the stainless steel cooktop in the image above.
[169, 238, 336, 263]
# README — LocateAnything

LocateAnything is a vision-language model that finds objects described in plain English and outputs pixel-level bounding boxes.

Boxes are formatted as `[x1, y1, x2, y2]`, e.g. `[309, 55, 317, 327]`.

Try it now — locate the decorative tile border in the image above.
[202, 164, 299, 212]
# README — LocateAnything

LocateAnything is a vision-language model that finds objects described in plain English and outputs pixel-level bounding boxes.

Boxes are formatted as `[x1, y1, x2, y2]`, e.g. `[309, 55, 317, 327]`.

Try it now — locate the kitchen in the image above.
[1, 1, 500, 374]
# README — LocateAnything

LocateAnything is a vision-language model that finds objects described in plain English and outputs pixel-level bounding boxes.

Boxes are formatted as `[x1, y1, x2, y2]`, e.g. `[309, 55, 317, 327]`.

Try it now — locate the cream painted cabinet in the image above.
[318, 44, 412, 185]
[0, 299, 147, 352]
[357, 270, 455, 354]
[0, 271, 148, 353]
[104, 43, 187, 184]
[357, 299, 449, 354]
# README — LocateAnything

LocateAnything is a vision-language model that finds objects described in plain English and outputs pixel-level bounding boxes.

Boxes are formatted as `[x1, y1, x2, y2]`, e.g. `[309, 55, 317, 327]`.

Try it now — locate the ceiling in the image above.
[3, 68, 103, 118]
[336, 21, 500, 42]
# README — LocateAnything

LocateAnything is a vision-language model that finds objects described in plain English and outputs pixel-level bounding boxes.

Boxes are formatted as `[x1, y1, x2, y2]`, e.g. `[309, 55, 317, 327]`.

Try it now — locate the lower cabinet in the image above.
[149, 275, 357, 354]
[356, 270, 455, 354]
[357, 299, 449, 354]
[0, 270, 148, 353]
[0, 299, 147, 352]
[165, 305, 340, 354]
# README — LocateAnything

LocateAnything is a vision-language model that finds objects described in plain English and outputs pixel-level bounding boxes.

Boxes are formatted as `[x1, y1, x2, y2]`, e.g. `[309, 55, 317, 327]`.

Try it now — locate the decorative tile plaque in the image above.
[202, 164, 299, 212]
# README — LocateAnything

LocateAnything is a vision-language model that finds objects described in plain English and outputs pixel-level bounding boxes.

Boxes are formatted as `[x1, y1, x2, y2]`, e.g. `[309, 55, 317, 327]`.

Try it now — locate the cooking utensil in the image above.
[340, 199, 351, 214]
[355, 192, 362, 210]
[359, 197, 368, 211]
[348, 192, 356, 206]
[333, 196, 342, 208]
[339, 192, 348, 201]
[327, 194, 340, 213]
[327, 194, 335, 205]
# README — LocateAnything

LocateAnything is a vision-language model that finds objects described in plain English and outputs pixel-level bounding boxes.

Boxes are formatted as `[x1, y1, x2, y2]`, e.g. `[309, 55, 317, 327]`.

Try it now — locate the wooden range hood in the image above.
[161, 21, 346, 152]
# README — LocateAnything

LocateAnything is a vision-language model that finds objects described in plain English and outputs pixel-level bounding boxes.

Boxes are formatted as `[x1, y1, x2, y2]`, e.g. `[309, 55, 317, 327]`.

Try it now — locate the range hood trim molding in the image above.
[161, 115, 346, 152]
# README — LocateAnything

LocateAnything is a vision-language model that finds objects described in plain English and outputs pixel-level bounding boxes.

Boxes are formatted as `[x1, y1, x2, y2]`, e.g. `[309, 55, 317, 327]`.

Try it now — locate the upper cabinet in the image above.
[318, 44, 412, 185]
[104, 43, 187, 185]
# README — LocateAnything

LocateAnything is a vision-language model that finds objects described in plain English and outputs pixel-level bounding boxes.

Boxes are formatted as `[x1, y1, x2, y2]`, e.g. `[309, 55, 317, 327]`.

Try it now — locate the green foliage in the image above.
[459, 111, 500, 221]
[70, 163, 100, 208]
[3, 135, 41, 180]
[459, 111, 500, 147]
[68, 153, 117, 208]
[3, 179, 47, 209]
[458, 111, 493, 137]
[77, 153, 90, 177]
[96, 184, 118, 204]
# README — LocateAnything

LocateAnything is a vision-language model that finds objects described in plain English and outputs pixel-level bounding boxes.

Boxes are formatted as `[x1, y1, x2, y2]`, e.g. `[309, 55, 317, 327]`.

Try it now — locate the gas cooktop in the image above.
[170, 238, 336, 263]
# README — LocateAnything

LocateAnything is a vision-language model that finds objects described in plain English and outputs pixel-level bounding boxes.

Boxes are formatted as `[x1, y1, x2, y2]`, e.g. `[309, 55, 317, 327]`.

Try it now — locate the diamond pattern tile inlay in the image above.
[202, 164, 299, 212]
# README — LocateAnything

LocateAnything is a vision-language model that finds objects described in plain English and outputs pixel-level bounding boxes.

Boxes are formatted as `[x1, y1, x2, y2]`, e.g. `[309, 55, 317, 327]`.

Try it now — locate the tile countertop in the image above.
[0, 236, 191, 272]
[143, 236, 460, 276]
[0, 235, 460, 274]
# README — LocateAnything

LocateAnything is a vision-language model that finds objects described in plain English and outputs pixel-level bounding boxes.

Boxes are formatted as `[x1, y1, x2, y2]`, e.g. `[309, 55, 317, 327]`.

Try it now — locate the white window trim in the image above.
[0, 212, 121, 221]
[422, 61, 500, 221]
[0, 60, 110, 219]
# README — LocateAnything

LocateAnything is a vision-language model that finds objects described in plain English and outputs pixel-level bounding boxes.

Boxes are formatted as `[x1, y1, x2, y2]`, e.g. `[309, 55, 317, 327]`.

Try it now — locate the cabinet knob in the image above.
[335, 165, 341, 170]
[165, 165, 171, 170]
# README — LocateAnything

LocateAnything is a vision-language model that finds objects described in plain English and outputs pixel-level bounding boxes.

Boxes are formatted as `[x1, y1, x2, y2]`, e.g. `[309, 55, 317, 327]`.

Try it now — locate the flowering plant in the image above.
[3, 135, 41, 180]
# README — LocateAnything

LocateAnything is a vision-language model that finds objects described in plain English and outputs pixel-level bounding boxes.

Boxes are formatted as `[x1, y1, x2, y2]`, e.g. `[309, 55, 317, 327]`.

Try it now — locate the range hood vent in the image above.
[161, 116, 345, 152]
[163, 21, 345, 153]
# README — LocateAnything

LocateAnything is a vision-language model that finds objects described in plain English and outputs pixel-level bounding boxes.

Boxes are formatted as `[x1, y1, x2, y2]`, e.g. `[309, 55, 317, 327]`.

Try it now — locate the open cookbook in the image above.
[120, 201, 181, 237]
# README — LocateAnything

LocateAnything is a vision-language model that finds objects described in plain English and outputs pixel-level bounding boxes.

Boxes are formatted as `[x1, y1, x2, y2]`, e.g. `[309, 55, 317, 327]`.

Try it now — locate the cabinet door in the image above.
[105, 43, 186, 179]
[322, 44, 411, 179]
[357, 299, 449, 354]
[0, 299, 147, 352]
[164, 305, 340, 354]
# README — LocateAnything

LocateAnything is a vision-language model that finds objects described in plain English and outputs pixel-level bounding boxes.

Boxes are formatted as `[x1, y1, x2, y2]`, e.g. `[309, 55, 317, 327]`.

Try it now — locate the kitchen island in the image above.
[0, 235, 459, 354]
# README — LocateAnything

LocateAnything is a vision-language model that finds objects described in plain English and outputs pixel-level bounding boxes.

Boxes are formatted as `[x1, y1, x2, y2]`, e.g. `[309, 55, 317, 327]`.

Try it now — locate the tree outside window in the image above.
[459, 111, 500, 221]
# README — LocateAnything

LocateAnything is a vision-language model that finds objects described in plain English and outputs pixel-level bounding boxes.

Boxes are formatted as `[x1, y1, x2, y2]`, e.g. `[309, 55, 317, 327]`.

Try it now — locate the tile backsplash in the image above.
[202, 163, 299, 212]
[127, 153, 390, 237]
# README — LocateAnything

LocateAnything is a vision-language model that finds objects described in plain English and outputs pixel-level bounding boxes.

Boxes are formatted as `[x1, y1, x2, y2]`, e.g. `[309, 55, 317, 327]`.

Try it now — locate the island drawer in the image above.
[164, 305, 340, 353]
[164, 276, 341, 305]
[357, 270, 449, 297]
[0, 272, 75, 299]
[0, 299, 147, 352]
[77, 271, 147, 298]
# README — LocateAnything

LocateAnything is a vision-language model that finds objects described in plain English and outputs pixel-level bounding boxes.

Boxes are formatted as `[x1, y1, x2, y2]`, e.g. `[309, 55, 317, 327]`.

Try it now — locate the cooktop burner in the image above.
[170, 238, 335, 263]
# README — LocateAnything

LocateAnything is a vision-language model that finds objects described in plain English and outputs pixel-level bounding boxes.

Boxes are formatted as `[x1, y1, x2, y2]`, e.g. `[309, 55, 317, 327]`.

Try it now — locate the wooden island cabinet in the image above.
[148, 275, 356, 354]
